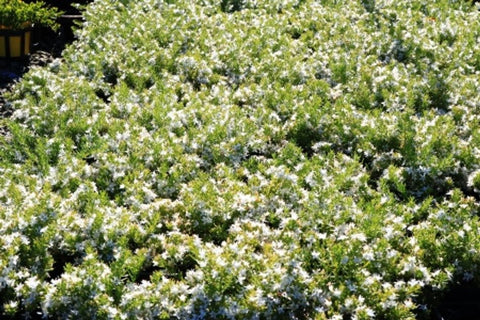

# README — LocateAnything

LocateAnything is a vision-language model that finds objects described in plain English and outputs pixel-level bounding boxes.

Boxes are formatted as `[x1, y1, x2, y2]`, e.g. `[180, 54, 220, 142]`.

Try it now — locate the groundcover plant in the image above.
[1, 0, 480, 318]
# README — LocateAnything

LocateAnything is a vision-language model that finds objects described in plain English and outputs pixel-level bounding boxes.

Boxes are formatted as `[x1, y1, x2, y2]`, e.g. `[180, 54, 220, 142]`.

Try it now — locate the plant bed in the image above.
[1, 0, 480, 319]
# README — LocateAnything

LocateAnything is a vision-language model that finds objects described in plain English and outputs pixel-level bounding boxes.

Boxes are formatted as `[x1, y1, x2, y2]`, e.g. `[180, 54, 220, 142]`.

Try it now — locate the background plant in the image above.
[0, 0, 61, 30]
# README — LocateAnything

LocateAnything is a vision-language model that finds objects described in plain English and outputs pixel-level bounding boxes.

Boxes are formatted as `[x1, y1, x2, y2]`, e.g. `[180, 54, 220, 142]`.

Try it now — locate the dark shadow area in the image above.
[430, 282, 480, 320]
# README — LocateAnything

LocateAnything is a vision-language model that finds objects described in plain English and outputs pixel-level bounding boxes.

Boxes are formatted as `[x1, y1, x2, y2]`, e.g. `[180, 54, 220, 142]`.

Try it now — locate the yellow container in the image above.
[0, 27, 31, 58]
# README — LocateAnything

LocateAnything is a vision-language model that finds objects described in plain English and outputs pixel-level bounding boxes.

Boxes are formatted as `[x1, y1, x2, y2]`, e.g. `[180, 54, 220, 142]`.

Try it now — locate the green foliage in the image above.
[1, 0, 480, 318]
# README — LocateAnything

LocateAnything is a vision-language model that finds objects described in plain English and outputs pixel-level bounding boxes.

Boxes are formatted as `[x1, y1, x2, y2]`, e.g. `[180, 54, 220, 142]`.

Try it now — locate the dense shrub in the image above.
[1, 0, 480, 318]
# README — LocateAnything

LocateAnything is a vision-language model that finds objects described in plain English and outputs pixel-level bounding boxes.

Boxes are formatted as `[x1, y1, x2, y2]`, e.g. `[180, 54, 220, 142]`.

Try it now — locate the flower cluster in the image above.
[1, 0, 480, 318]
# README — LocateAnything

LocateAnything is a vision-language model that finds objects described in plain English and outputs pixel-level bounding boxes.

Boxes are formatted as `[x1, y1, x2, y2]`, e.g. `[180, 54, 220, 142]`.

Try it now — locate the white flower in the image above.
[25, 276, 40, 290]
[350, 233, 366, 242]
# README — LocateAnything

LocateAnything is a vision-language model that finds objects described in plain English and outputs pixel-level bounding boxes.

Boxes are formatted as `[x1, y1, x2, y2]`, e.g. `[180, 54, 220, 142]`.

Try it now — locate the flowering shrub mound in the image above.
[1, 0, 480, 318]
